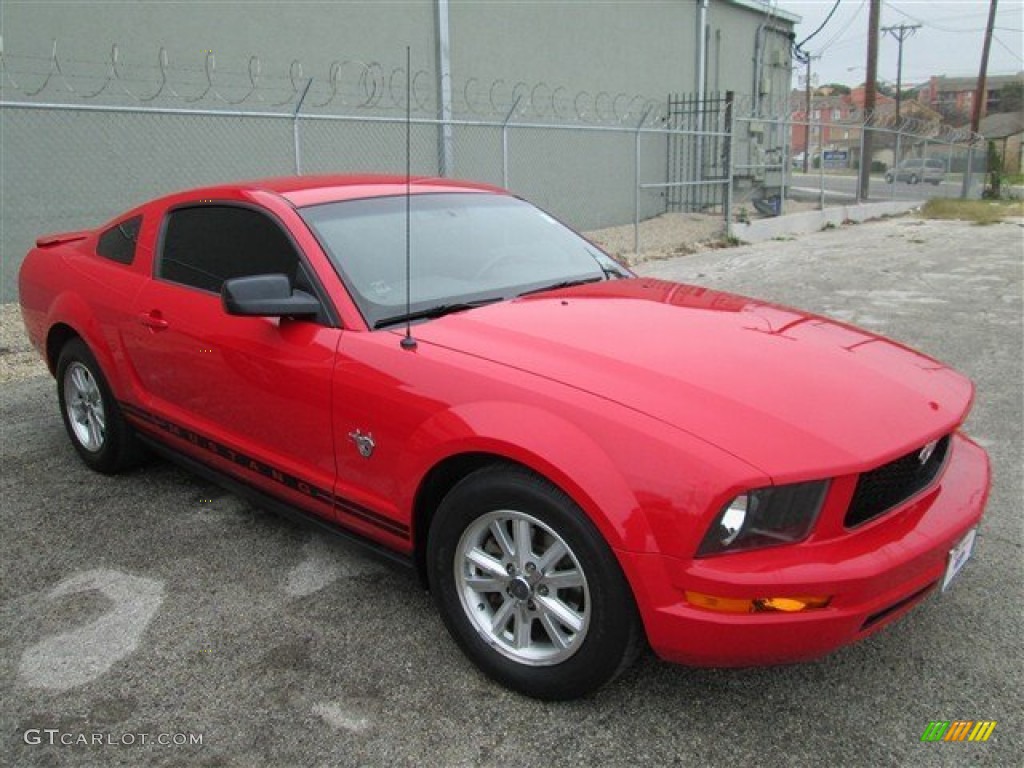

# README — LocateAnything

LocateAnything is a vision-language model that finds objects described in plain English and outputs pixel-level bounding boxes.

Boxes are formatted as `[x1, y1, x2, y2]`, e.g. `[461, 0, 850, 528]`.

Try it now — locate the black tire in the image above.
[427, 464, 643, 700]
[885, 174, 893, 184]
[56, 338, 144, 474]
[909, 174, 919, 185]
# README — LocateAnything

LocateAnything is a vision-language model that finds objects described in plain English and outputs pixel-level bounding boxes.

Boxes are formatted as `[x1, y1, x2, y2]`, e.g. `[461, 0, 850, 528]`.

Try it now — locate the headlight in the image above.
[697, 480, 829, 556]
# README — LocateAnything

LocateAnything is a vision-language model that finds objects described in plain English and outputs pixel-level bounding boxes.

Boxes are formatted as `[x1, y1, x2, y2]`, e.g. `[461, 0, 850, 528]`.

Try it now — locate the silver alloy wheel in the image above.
[455, 509, 590, 666]
[63, 361, 106, 452]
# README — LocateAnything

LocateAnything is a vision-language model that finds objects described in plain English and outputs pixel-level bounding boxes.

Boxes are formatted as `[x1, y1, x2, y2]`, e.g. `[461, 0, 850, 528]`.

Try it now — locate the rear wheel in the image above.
[57, 338, 144, 474]
[909, 173, 919, 185]
[427, 465, 643, 700]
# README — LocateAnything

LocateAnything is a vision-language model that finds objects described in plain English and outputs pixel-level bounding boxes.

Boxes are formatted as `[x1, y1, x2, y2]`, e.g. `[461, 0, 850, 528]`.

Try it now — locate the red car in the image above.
[19, 176, 989, 700]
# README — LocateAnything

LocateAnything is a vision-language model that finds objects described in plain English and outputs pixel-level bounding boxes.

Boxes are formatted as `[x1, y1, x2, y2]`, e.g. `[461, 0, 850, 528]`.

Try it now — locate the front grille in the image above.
[845, 435, 951, 528]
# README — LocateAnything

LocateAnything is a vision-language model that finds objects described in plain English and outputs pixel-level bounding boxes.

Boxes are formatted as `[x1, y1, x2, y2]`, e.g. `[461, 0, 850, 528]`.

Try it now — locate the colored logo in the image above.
[921, 721, 996, 742]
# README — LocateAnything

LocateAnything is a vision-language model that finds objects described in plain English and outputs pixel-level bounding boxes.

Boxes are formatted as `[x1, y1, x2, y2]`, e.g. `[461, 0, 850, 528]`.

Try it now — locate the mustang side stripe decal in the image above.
[119, 402, 410, 538]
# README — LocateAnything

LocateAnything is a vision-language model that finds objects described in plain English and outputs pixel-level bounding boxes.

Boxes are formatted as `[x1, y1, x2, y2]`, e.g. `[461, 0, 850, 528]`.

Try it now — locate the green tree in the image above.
[823, 83, 851, 95]
[996, 82, 1023, 113]
[936, 101, 971, 127]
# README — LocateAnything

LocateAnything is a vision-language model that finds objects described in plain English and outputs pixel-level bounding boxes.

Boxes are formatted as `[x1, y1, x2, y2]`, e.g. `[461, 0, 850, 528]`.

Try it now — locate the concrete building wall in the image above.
[0, 1, 796, 300]
[448, 1, 698, 108]
[0, 1, 439, 93]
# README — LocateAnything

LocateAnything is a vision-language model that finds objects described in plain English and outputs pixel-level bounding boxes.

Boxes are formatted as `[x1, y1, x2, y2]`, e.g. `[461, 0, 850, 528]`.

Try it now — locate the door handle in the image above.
[138, 311, 169, 331]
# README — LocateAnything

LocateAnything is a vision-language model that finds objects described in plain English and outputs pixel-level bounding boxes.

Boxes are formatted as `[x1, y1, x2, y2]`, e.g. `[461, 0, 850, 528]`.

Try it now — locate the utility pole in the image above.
[881, 23, 920, 122]
[971, 0, 998, 134]
[858, 0, 881, 201]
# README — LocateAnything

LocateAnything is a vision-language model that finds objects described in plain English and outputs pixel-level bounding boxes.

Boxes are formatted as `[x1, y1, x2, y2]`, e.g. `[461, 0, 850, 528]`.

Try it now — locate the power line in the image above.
[797, 0, 843, 49]
[991, 34, 1024, 62]
[794, 0, 842, 63]
[883, 1, 1013, 35]
[817, 0, 868, 55]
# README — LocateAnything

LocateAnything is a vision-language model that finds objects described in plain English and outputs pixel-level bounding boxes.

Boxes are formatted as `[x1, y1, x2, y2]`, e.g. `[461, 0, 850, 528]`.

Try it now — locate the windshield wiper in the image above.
[374, 297, 503, 329]
[516, 275, 604, 298]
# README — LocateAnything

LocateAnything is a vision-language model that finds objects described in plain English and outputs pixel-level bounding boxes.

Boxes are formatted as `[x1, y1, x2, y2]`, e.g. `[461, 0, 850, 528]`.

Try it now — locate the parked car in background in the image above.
[18, 175, 989, 700]
[885, 158, 946, 185]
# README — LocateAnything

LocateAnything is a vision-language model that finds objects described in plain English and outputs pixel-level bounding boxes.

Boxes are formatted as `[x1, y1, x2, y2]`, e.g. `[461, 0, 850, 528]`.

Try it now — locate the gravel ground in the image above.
[0, 303, 45, 383]
[2, 215, 1021, 767]
[585, 201, 825, 266]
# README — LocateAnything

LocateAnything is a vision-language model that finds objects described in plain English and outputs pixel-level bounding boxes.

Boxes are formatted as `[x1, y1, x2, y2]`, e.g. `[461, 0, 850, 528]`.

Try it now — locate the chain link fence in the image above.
[733, 95, 987, 215]
[0, 44, 989, 302]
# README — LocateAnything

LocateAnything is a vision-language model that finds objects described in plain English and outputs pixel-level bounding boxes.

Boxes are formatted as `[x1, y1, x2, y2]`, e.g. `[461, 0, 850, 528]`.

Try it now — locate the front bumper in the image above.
[619, 432, 990, 667]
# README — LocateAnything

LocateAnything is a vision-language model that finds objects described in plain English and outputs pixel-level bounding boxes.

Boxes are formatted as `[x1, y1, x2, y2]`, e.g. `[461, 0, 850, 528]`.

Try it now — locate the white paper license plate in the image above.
[942, 528, 977, 592]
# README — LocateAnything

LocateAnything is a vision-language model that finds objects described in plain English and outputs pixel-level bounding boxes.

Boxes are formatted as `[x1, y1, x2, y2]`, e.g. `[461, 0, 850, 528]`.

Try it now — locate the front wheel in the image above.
[885, 174, 894, 184]
[56, 338, 144, 474]
[427, 465, 643, 700]
[909, 174, 919, 185]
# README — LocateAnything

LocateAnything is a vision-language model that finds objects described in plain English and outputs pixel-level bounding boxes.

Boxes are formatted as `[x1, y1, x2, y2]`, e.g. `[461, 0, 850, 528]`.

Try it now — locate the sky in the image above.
[776, 0, 1024, 88]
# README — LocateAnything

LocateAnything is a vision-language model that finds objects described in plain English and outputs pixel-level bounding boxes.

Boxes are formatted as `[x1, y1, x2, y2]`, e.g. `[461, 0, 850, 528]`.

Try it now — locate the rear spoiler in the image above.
[36, 230, 90, 248]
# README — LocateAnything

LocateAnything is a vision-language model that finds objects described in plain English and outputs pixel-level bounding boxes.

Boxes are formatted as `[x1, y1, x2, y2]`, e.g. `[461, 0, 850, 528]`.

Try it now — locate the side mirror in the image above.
[221, 274, 321, 318]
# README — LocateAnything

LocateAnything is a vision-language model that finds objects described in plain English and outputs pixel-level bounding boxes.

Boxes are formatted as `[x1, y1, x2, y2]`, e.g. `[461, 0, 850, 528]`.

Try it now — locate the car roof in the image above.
[173, 174, 509, 208]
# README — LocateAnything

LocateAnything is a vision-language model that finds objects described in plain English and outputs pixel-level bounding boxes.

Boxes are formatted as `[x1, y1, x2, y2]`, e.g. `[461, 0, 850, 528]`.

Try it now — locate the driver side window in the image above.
[158, 205, 300, 294]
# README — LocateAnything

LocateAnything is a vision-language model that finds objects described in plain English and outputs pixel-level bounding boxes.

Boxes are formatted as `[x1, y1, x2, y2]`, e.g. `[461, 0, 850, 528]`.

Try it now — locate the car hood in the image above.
[413, 279, 973, 481]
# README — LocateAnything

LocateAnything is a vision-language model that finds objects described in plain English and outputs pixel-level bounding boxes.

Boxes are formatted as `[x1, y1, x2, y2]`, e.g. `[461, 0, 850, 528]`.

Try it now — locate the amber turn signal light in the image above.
[686, 591, 831, 614]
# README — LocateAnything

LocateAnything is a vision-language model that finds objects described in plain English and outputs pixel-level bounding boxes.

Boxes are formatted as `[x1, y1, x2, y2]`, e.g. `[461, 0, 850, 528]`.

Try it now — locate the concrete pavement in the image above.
[2, 214, 1021, 767]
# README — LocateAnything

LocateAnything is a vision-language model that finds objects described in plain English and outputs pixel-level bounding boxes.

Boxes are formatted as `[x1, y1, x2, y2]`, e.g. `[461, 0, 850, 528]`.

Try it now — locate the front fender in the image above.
[399, 400, 657, 552]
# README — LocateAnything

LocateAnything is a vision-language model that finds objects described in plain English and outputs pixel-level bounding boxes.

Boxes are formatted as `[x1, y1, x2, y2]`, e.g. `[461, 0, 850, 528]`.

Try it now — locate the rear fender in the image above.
[45, 291, 124, 397]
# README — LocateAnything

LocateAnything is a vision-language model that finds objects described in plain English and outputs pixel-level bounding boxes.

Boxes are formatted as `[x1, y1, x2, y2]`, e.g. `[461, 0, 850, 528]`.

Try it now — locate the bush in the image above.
[982, 141, 1003, 199]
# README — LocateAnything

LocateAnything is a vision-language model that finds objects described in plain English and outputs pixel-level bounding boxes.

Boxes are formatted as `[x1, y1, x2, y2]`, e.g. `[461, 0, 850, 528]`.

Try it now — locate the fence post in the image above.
[961, 144, 975, 199]
[857, 125, 868, 203]
[724, 91, 735, 239]
[435, 0, 454, 176]
[633, 105, 653, 255]
[891, 129, 901, 200]
[780, 111, 789, 213]
[818, 117, 825, 210]
[922, 136, 930, 189]
[501, 95, 521, 190]
[947, 139, 955, 190]
[292, 78, 313, 175]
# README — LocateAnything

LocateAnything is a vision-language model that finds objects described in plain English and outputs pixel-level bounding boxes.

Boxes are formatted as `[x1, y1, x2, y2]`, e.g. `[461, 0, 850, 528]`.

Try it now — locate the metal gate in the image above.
[665, 91, 733, 212]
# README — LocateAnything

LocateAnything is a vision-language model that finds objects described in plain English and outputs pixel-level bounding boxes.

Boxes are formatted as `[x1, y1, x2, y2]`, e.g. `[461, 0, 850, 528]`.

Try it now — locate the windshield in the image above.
[299, 192, 629, 328]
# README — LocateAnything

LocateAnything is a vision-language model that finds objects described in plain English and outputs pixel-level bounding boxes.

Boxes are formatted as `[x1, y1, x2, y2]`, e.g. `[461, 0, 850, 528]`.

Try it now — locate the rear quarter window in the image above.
[96, 215, 142, 265]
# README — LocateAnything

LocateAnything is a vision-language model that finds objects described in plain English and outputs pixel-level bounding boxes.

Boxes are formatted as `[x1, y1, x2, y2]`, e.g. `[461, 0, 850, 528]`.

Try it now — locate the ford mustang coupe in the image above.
[19, 176, 989, 700]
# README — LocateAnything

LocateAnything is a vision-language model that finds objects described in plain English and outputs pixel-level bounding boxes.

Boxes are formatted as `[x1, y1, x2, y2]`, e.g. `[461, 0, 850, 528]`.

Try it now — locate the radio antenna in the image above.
[400, 45, 417, 350]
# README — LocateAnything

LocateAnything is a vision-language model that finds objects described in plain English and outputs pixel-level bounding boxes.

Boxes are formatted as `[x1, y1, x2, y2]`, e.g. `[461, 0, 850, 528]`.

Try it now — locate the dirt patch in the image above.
[584, 199, 834, 268]
[585, 212, 727, 267]
[0, 304, 46, 383]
